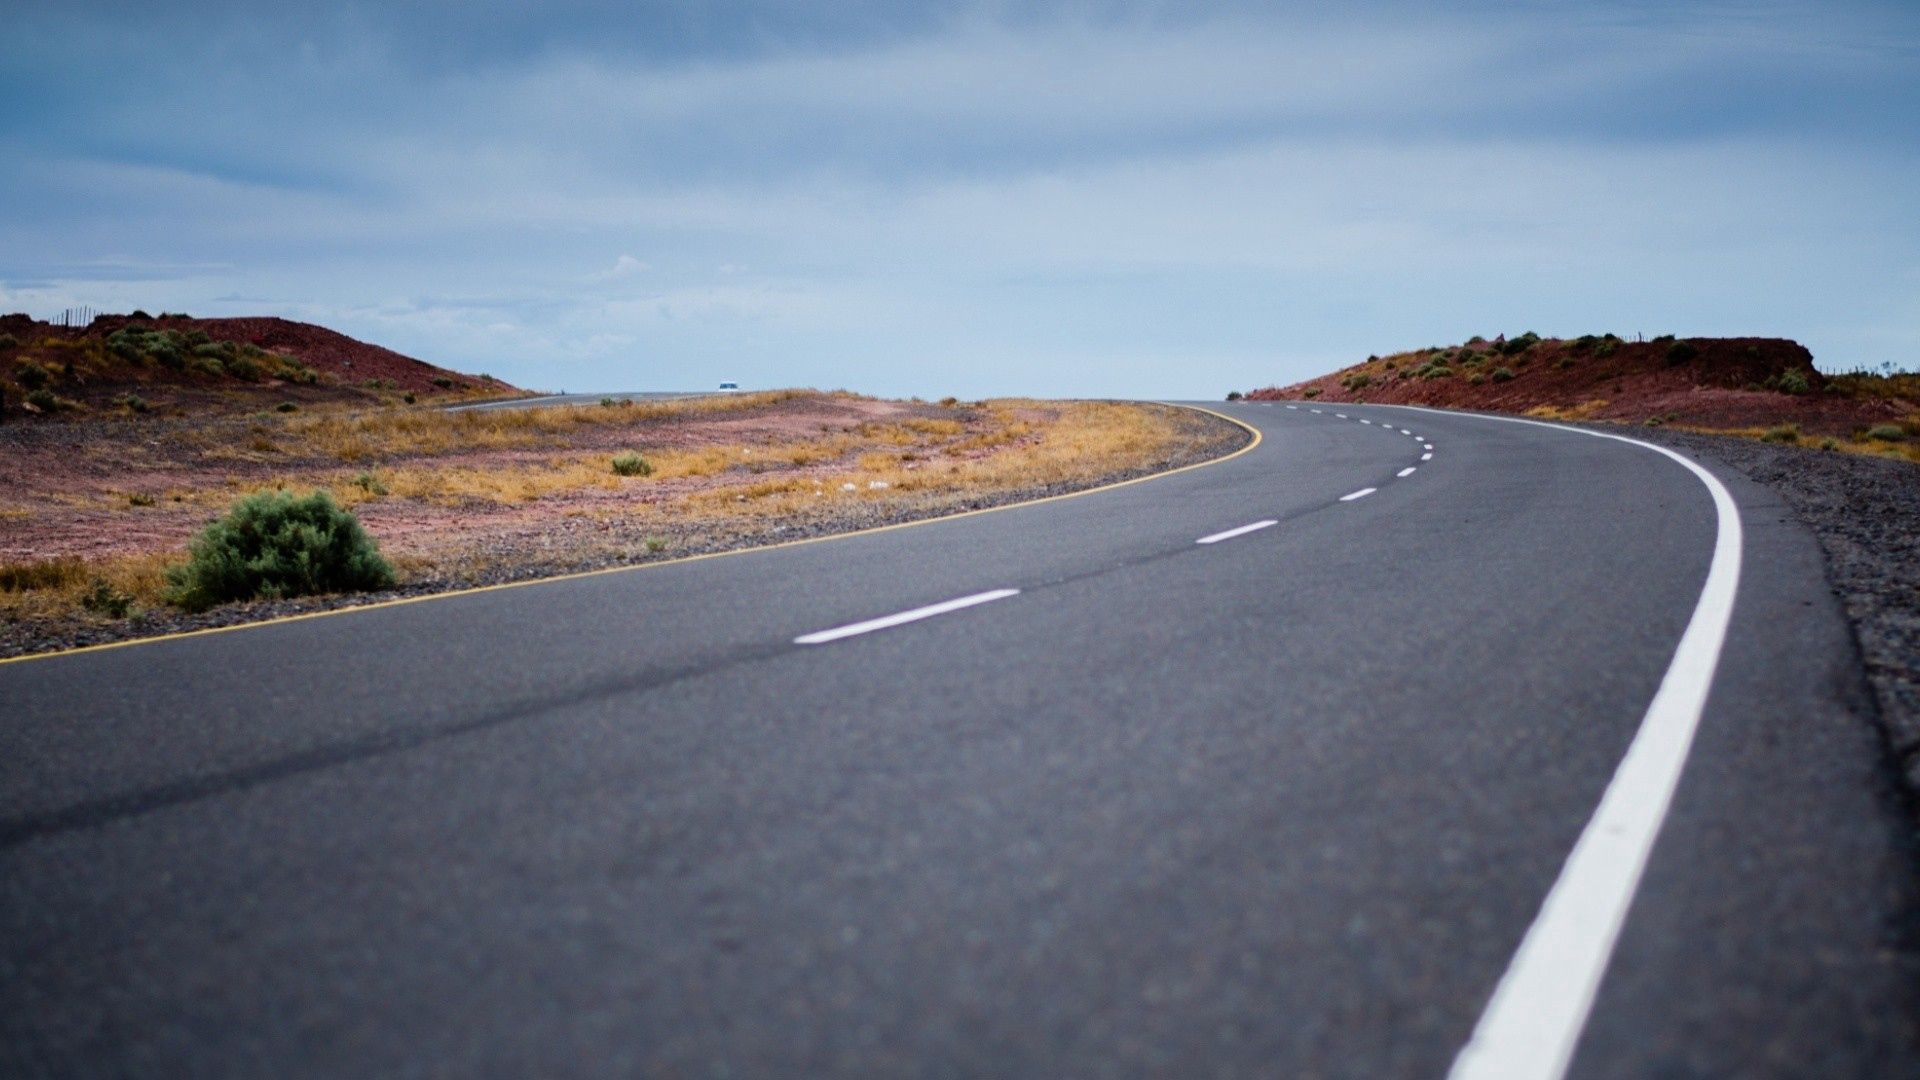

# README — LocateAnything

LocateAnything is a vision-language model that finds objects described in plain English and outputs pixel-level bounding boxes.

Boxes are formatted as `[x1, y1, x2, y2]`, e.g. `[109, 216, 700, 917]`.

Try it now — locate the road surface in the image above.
[3, 401, 1915, 1078]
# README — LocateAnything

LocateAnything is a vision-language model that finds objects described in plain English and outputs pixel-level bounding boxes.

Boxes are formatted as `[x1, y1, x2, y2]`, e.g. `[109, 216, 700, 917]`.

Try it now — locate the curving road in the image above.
[2, 402, 1916, 1078]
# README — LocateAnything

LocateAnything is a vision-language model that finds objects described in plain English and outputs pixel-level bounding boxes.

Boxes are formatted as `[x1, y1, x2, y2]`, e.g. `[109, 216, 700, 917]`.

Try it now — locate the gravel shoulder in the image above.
[1625, 427, 1920, 805]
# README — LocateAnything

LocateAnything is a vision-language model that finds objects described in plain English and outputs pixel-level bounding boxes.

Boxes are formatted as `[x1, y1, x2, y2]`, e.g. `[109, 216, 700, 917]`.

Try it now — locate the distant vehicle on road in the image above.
[718, 381, 740, 391]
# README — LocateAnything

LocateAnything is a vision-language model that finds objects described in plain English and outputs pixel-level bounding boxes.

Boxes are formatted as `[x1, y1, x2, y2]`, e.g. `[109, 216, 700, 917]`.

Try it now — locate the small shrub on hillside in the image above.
[1302, 387, 1322, 398]
[1418, 364, 1453, 380]
[352, 472, 388, 496]
[1342, 373, 1372, 391]
[644, 537, 668, 553]
[228, 355, 264, 382]
[431, 376, 453, 388]
[1867, 424, 1907, 442]
[1765, 369, 1810, 395]
[13, 360, 50, 391]
[1664, 340, 1699, 366]
[275, 401, 298, 412]
[1467, 372, 1485, 385]
[164, 490, 395, 611]
[25, 388, 60, 412]
[1498, 332, 1541, 356]
[80, 579, 136, 618]
[1594, 339, 1619, 358]
[1761, 423, 1800, 443]
[600, 396, 618, 407]
[1556, 357, 1576, 370]
[939, 396, 959, 407]
[115, 393, 150, 413]
[611, 452, 653, 477]
[1653, 334, 1675, 344]
[0, 333, 17, 350]
[1491, 367, 1516, 382]
[402, 391, 416, 404]
[128, 491, 156, 507]
[1225, 391, 1243, 401]
[1820, 437, 1839, 450]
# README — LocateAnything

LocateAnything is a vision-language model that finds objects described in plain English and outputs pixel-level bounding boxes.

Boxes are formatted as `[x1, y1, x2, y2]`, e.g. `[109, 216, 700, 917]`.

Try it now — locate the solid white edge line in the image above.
[1397, 467, 1417, 477]
[1369, 406, 1745, 1080]
[794, 589, 1021, 645]
[1338, 487, 1376, 501]
[1196, 519, 1280, 545]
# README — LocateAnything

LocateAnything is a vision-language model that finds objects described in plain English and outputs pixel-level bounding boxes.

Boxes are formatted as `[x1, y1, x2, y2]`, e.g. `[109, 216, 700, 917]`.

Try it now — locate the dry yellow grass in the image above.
[0, 394, 1215, 637]
[276, 389, 811, 462]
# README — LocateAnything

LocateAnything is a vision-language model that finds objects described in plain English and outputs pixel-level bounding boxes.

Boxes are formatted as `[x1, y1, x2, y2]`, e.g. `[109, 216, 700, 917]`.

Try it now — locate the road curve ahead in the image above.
[3, 402, 1916, 1078]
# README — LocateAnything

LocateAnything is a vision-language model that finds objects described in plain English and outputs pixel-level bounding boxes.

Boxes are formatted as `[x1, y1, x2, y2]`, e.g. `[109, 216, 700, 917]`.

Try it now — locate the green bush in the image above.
[1491, 367, 1516, 382]
[1498, 332, 1541, 356]
[115, 393, 150, 413]
[1302, 386, 1322, 398]
[25, 388, 59, 412]
[1665, 340, 1698, 366]
[0, 332, 17, 350]
[275, 401, 298, 412]
[1766, 369, 1810, 395]
[13, 360, 50, 390]
[228, 355, 264, 381]
[1342, 373, 1371, 390]
[1761, 423, 1800, 443]
[431, 376, 453, 388]
[611, 452, 653, 477]
[81, 580, 135, 618]
[1867, 424, 1907, 442]
[1467, 372, 1485, 385]
[164, 490, 395, 611]
[1225, 391, 1243, 401]
[352, 472, 388, 496]
[1593, 339, 1618, 358]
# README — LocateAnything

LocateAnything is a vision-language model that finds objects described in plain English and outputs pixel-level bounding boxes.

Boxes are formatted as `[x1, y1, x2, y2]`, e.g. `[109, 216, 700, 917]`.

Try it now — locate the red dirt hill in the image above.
[0, 312, 521, 419]
[1246, 334, 1918, 440]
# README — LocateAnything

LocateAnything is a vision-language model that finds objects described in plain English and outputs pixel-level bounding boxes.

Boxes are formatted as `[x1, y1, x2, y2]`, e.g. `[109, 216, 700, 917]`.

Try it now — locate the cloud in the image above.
[589, 254, 651, 280]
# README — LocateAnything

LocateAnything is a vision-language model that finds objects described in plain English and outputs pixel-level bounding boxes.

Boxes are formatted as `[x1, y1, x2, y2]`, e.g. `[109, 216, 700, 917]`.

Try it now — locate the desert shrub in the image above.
[600, 396, 618, 407]
[1419, 364, 1453, 380]
[115, 393, 150, 413]
[80, 580, 135, 618]
[164, 490, 395, 611]
[1766, 369, 1810, 395]
[1499, 332, 1541, 356]
[13, 360, 50, 390]
[227, 355, 264, 381]
[1643, 417, 1664, 427]
[1492, 367, 1516, 382]
[644, 537, 668, 553]
[1867, 424, 1907, 442]
[1302, 386, 1321, 398]
[275, 401, 298, 412]
[128, 491, 156, 506]
[192, 342, 228, 359]
[1467, 372, 1485, 385]
[1665, 340, 1698, 366]
[1342, 373, 1371, 390]
[1820, 437, 1839, 450]
[1225, 391, 1243, 401]
[1761, 423, 1800, 443]
[0, 333, 17, 350]
[25, 388, 60, 412]
[1593, 339, 1618, 358]
[352, 472, 388, 496]
[611, 451, 653, 477]
[431, 376, 453, 388]
[939, 396, 959, 407]
[129, 309, 152, 320]
[402, 391, 416, 404]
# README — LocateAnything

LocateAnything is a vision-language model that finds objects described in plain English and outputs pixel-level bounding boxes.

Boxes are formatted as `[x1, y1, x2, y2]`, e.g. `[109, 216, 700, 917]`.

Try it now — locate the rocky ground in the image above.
[1629, 426, 1920, 805]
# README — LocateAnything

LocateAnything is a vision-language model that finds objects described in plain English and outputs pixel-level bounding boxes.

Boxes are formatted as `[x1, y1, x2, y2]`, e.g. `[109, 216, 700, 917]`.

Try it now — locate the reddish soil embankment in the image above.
[0, 312, 520, 418]
[1246, 334, 1918, 442]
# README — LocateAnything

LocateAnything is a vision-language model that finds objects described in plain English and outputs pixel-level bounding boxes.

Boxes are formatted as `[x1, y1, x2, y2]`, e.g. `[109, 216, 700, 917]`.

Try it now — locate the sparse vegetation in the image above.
[25, 388, 61, 412]
[1225, 391, 1243, 401]
[1492, 367, 1515, 382]
[611, 451, 654, 476]
[1762, 423, 1801, 443]
[1302, 386, 1322, 398]
[14, 360, 50, 390]
[1665, 340, 1699, 366]
[80, 579, 135, 618]
[164, 490, 395, 611]
[1867, 424, 1907, 442]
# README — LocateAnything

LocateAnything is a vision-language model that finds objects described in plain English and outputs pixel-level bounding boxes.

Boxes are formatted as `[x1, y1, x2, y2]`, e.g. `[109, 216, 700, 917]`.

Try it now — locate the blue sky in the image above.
[3, 1, 1916, 397]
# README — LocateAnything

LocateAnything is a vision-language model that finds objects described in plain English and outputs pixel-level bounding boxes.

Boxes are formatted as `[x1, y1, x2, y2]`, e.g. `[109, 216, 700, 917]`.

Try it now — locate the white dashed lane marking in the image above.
[795, 589, 1021, 645]
[1339, 487, 1377, 502]
[1398, 467, 1417, 477]
[1196, 520, 1280, 545]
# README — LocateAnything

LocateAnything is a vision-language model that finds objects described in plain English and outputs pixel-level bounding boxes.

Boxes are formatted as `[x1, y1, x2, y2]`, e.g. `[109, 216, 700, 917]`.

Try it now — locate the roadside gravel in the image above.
[1630, 427, 1920, 802]
[0, 404, 1249, 659]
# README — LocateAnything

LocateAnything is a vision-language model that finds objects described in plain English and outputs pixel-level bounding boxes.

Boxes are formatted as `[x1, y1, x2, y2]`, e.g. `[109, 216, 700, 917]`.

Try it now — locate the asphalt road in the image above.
[3, 402, 1915, 1078]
